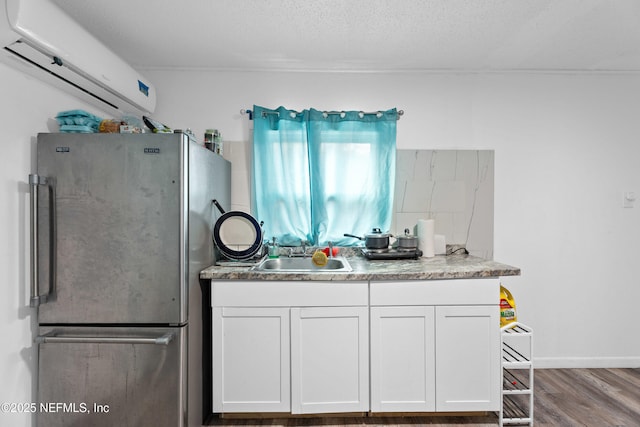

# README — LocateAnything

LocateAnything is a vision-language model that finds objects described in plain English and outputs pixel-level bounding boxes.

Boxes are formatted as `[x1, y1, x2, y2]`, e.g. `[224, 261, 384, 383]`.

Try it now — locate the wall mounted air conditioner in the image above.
[0, 0, 156, 116]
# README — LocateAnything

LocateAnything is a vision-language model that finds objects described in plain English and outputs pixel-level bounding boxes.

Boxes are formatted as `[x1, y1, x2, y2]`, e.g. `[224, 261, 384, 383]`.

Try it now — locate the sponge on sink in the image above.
[311, 250, 328, 267]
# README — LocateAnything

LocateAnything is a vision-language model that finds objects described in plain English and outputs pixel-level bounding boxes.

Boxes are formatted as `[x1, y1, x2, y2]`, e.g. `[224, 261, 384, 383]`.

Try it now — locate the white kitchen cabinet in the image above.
[211, 279, 500, 415]
[212, 307, 290, 412]
[435, 305, 500, 411]
[290, 307, 369, 414]
[370, 279, 500, 413]
[370, 306, 436, 412]
[211, 281, 368, 415]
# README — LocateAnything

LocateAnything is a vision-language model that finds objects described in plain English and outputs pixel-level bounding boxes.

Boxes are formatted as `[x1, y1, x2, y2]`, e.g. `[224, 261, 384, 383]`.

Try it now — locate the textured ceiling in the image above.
[51, 0, 640, 72]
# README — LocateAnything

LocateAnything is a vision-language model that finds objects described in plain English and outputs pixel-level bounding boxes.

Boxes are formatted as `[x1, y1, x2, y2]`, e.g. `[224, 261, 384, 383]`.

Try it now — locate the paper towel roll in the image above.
[417, 219, 435, 258]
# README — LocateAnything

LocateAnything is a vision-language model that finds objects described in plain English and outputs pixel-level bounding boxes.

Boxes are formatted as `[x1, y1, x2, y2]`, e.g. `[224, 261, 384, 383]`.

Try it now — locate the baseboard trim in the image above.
[534, 356, 640, 369]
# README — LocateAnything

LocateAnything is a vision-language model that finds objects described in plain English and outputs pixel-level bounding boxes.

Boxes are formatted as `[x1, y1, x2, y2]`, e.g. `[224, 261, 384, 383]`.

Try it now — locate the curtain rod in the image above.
[240, 109, 404, 120]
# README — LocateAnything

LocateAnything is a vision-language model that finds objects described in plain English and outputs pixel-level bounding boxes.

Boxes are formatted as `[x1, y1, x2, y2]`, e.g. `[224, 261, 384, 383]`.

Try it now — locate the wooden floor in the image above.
[534, 368, 640, 426]
[208, 368, 640, 427]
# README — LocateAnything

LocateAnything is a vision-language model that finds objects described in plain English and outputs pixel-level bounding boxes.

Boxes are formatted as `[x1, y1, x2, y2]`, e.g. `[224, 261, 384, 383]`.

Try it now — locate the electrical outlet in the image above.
[623, 191, 636, 208]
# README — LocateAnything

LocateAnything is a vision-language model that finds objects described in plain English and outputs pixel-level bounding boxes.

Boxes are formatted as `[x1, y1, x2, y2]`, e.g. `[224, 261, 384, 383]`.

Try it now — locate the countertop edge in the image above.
[199, 254, 521, 281]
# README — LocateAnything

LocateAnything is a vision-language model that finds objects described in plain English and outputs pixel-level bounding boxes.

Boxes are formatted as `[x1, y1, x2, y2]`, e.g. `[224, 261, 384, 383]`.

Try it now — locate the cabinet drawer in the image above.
[212, 281, 368, 307]
[370, 278, 498, 306]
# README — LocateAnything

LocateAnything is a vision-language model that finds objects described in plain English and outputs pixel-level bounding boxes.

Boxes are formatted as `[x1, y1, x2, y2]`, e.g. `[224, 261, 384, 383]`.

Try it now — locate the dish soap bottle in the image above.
[268, 237, 280, 259]
[500, 285, 518, 327]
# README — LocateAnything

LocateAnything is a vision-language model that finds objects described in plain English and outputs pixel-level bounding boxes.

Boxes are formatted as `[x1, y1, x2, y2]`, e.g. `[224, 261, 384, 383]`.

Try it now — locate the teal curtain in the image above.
[253, 105, 397, 246]
[252, 106, 312, 246]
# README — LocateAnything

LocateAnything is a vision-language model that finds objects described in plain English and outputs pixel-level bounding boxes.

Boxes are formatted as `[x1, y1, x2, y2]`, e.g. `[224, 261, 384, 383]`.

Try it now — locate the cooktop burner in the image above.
[361, 248, 423, 260]
[363, 247, 389, 254]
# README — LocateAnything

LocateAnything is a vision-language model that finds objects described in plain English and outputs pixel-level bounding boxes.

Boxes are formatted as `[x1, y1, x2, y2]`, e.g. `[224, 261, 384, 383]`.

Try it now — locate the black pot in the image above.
[344, 228, 391, 250]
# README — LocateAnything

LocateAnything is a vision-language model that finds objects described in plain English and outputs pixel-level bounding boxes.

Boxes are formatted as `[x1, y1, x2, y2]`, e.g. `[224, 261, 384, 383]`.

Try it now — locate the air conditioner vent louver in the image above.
[5, 43, 119, 111]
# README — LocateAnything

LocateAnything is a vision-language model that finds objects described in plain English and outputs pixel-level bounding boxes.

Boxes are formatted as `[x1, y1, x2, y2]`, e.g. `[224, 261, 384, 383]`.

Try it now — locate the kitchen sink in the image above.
[251, 256, 352, 272]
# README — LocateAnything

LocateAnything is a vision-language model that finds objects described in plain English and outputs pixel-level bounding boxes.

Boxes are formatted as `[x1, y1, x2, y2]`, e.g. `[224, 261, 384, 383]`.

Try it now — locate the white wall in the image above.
[146, 69, 640, 368]
[0, 62, 109, 427]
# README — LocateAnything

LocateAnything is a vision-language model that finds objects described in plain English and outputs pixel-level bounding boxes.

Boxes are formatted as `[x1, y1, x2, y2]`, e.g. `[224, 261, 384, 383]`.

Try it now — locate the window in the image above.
[252, 106, 397, 246]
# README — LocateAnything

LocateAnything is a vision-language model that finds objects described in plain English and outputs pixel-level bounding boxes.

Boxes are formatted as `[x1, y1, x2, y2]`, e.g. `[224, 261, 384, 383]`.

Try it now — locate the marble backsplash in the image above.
[393, 150, 494, 259]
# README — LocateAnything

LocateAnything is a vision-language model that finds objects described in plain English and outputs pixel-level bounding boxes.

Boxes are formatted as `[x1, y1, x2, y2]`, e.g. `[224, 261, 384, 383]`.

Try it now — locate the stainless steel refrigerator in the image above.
[30, 132, 230, 427]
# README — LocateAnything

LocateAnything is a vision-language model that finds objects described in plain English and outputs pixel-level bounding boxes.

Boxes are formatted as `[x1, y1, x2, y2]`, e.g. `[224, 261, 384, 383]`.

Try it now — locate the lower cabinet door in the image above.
[435, 305, 500, 411]
[290, 307, 369, 414]
[370, 306, 436, 412]
[212, 307, 290, 412]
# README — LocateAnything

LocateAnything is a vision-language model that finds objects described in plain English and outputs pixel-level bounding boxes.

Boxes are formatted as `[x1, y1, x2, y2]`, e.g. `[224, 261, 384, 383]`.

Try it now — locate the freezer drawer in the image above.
[36, 326, 186, 427]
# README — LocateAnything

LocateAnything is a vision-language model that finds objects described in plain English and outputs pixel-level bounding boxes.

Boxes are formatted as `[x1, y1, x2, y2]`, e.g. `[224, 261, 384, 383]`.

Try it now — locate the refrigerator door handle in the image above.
[35, 331, 176, 346]
[29, 174, 56, 307]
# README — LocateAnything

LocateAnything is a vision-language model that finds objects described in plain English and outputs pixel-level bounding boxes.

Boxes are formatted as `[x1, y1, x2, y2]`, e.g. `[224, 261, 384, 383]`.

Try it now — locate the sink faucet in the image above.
[288, 240, 310, 257]
[328, 241, 334, 258]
